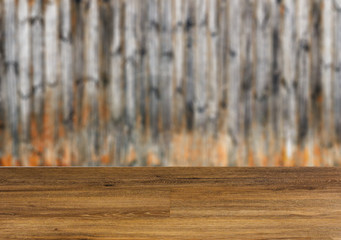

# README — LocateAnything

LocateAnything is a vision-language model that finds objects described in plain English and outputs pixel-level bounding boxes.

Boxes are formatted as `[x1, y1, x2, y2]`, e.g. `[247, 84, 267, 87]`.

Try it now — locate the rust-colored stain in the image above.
[101, 154, 110, 165]
[126, 146, 137, 166]
[313, 144, 322, 166]
[216, 137, 228, 166]
[247, 149, 254, 166]
[146, 151, 160, 166]
[28, 152, 40, 167]
[0, 154, 12, 167]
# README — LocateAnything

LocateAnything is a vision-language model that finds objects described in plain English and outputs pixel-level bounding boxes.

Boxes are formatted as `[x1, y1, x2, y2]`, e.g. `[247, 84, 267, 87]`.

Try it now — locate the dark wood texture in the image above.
[0, 167, 340, 239]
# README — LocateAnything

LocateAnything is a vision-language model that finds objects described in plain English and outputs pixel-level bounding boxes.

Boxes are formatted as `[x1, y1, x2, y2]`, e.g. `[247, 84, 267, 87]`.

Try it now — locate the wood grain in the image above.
[3, 1, 341, 167]
[0, 167, 340, 239]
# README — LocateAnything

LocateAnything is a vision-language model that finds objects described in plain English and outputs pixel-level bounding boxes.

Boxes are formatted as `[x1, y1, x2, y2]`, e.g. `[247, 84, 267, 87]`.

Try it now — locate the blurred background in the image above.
[0, 0, 340, 166]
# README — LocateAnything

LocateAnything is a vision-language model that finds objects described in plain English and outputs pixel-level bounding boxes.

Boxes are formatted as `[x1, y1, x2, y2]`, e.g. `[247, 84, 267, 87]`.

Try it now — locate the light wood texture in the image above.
[0, 167, 340, 239]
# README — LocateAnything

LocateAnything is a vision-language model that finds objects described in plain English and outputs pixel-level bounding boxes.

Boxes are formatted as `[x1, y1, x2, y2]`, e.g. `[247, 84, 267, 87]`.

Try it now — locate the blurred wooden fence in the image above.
[0, 0, 341, 166]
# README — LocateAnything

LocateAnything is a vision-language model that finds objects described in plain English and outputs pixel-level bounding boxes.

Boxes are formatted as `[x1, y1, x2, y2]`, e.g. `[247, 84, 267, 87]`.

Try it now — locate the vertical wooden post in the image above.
[109, 0, 124, 165]
[160, 0, 173, 131]
[84, 0, 100, 165]
[110, 0, 123, 123]
[125, 0, 137, 131]
[297, 0, 312, 165]
[240, 0, 255, 166]
[31, 0, 44, 137]
[60, 0, 73, 166]
[71, 0, 86, 165]
[218, 0, 228, 133]
[18, 0, 30, 142]
[255, 0, 272, 166]
[147, 0, 160, 140]
[185, 0, 195, 132]
[282, 0, 297, 166]
[160, 0, 173, 165]
[321, 0, 334, 165]
[268, 0, 282, 166]
[310, 0, 322, 150]
[174, 0, 185, 130]
[44, 0, 59, 166]
[207, 0, 218, 135]
[228, 0, 241, 166]
[124, 0, 137, 165]
[194, 0, 207, 130]
[334, 0, 341, 165]
[73, 0, 85, 132]
[0, 1, 4, 160]
[18, 0, 31, 166]
[61, 0, 73, 130]
[4, 0, 18, 165]
[136, 1, 148, 131]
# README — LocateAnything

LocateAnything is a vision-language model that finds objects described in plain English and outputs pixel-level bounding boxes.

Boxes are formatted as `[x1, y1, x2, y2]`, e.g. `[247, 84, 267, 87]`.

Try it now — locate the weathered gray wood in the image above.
[321, 0, 334, 145]
[310, 0, 322, 144]
[334, 0, 341, 143]
[0, 0, 3, 131]
[1, 0, 341, 167]
[99, 0, 112, 89]
[84, 0, 100, 165]
[297, 0, 311, 145]
[254, 0, 272, 166]
[125, 0, 137, 132]
[194, 0, 207, 130]
[44, 0, 59, 104]
[227, 0, 241, 166]
[207, 0, 218, 134]
[60, 0, 73, 130]
[218, 0, 228, 132]
[110, 0, 123, 122]
[73, 0, 86, 132]
[17, 0, 30, 143]
[31, 0, 44, 132]
[4, 0, 18, 163]
[17, 0, 31, 166]
[185, 0, 195, 131]
[282, 0, 297, 166]
[0, 1, 5, 158]
[44, 0, 59, 166]
[240, 0, 255, 166]
[174, 0, 185, 130]
[160, 0, 173, 133]
[136, 1, 148, 130]
[159, 0, 173, 165]
[268, 0, 282, 166]
[147, 0, 160, 140]
[321, 0, 334, 166]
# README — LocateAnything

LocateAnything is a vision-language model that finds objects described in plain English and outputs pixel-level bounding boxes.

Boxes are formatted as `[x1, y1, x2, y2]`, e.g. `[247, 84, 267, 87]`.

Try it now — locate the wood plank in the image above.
[227, 0, 242, 166]
[43, 0, 59, 166]
[2, 1, 341, 167]
[0, 167, 340, 239]
[147, 0, 160, 141]
[282, 0, 297, 167]
[255, 0, 272, 166]
[30, 0, 44, 134]
[335, 1, 341, 146]
[4, 0, 18, 164]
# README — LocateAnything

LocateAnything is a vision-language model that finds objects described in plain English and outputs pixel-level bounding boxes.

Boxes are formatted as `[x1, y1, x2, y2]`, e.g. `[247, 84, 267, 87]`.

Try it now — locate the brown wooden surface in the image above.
[0, 167, 340, 239]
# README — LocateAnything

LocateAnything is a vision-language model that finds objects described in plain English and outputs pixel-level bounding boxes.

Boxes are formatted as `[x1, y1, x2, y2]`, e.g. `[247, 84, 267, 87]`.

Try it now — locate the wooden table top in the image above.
[1, 167, 340, 239]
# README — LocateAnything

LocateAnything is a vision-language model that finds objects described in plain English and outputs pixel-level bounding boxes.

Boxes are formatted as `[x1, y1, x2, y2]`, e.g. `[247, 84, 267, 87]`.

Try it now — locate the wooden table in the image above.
[1, 167, 340, 239]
